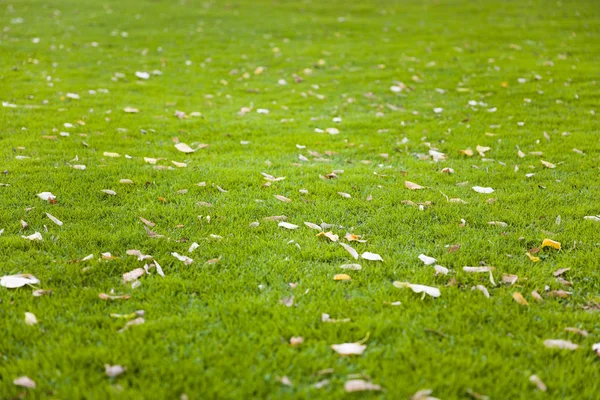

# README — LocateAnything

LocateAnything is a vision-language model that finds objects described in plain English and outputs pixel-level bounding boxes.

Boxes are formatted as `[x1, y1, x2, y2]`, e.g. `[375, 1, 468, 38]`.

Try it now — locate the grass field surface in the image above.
[1, 0, 600, 398]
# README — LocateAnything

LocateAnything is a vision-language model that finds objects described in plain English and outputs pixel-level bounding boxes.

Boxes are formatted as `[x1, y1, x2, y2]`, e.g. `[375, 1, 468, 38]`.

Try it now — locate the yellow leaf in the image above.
[460, 148, 474, 156]
[334, 274, 351, 281]
[541, 238, 561, 250]
[513, 292, 529, 306]
[526, 252, 540, 262]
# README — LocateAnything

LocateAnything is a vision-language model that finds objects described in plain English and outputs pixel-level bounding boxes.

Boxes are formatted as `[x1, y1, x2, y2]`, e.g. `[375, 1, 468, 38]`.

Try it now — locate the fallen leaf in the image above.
[344, 379, 382, 392]
[278, 222, 298, 229]
[361, 252, 383, 261]
[1, 274, 40, 288]
[460, 148, 474, 156]
[122, 268, 145, 283]
[334, 274, 351, 281]
[526, 252, 540, 262]
[553, 268, 570, 277]
[103, 152, 121, 158]
[171, 252, 194, 265]
[474, 285, 490, 298]
[105, 364, 126, 378]
[290, 336, 303, 346]
[548, 290, 571, 298]
[472, 186, 494, 194]
[543, 339, 578, 350]
[304, 222, 322, 231]
[564, 327, 588, 337]
[463, 266, 495, 273]
[405, 181, 426, 190]
[37, 192, 56, 201]
[119, 317, 145, 332]
[434, 265, 449, 275]
[340, 242, 359, 259]
[541, 238, 561, 250]
[13, 376, 36, 389]
[274, 195, 292, 203]
[393, 281, 440, 298]
[529, 375, 547, 392]
[337, 192, 352, 198]
[418, 254, 437, 265]
[98, 293, 131, 300]
[502, 274, 518, 285]
[22, 232, 43, 241]
[340, 264, 362, 270]
[24, 312, 38, 326]
[101, 189, 117, 196]
[512, 292, 528, 305]
[331, 343, 366, 356]
[174, 143, 195, 153]
[32, 289, 52, 297]
[541, 160, 556, 169]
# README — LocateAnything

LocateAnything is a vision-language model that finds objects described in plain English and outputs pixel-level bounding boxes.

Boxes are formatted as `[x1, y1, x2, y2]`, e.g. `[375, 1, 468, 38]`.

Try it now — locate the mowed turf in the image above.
[1, 0, 600, 398]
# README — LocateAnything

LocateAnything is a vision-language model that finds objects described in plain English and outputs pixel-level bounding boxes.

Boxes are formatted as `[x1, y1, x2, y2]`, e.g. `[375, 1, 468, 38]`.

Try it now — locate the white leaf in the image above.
[472, 186, 494, 194]
[344, 379, 382, 392]
[434, 265, 448, 275]
[13, 376, 36, 389]
[101, 189, 116, 195]
[122, 268, 145, 283]
[331, 343, 366, 355]
[340, 243, 359, 260]
[45, 213, 63, 226]
[37, 192, 56, 201]
[463, 266, 495, 273]
[105, 364, 126, 377]
[584, 216, 600, 222]
[22, 232, 42, 241]
[337, 192, 351, 198]
[543, 339, 579, 350]
[135, 71, 150, 79]
[153, 260, 164, 277]
[188, 242, 199, 253]
[175, 143, 195, 153]
[171, 252, 194, 265]
[393, 281, 441, 298]
[24, 312, 38, 326]
[361, 252, 383, 261]
[340, 264, 362, 270]
[278, 222, 298, 230]
[418, 254, 437, 265]
[103, 152, 121, 158]
[304, 222, 322, 231]
[474, 285, 490, 298]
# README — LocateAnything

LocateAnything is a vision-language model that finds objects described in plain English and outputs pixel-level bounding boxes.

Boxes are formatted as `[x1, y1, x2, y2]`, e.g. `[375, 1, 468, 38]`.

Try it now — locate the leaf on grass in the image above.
[317, 231, 339, 242]
[37, 192, 56, 201]
[119, 317, 145, 332]
[124, 107, 139, 113]
[548, 290, 571, 298]
[541, 160, 556, 169]
[593, 343, 600, 357]
[393, 281, 440, 298]
[502, 274, 518, 285]
[98, 293, 131, 300]
[463, 266, 495, 273]
[103, 152, 120, 158]
[1, 274, 40, 288]
[334, 274, 351, 281]
[304, 222, 322, 231]
[345, 233, 366, 242]
[120, 179, 134, 184]
[24, 312, 38, 326]
[361, 252, 383, 261]
[171, 252, 194, 265]
[274, 195, 292, 203]
[553, 268, 569, 276]
[278, 222, 298, 230]
[531, 290, 543, 301]
[139, 217, 155, 227]
[126, 249, 152, 261]
[525, 252, 540, 262]
[460, 148, 474, 156]
[340, 264, 362, 270]
[543, 339, 578, 350]
[344, 380, 382, 392]
[418, 254, 437, 265]
[153, 260, 164, 277]
[541, 238, 561, 250]
[101, 189, 116, 196]
[122, 268, 145, 284]
[32, 289, 52, 297]
[529, 375, 547, 392]
[188, 242, 199, 253]
[22, 232, 42, 241]
[405, 181, 426, 190]
[105, 364, 126, 378]
[340, 242, 359, 260]
[512, 292, 528, 305]
[174, 143, 195, 153]
[474, 285, 490, 298]
[564, 327, 588, 337]
[331, 343, 366, 356]
[584, 215, 600, 221]
[472, 186, 494, 194]
[13, 376, 36, 389]
[411, 388, 438, 400]
[434, 265, 449, 275]
[290, 336, 303, 346]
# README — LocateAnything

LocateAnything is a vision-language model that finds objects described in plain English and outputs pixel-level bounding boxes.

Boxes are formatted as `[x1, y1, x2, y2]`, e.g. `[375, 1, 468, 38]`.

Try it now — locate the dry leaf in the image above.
[593, 343, 600, 357]
[463, 266, 495, 273]
[411, 388, 439, 400]
[529, 375, 547, 392]
[105, 364, 126, 378]
[340, 264, 362, 270]
[344, 379, 382, 392]
[139, 217, 155, 227]
[171, 252, 194, 265]
[274, 195, 292, 203]
[564, 327, 588, 337]
[553, 268, 570, 277]
[361, 252, 383, 261]
[405, 181, 426, 190]
[124, 107, 139, 113]
[22, 232, 43, 241]
[101, 189, 116, 196]
[13, 376, 36, 389]
[526, 252, 540, 262]
[393, 281, 440, 298]
[32, 289, 52, 297]
[548, 290, 571, 298]
[334, 274, 351, 281]
[460, 148, 474, 156]
[418, 254, 437, 265]
[340, 242, 359, 259]
[502, 274, 518, 285]
[474, 285, 490, 298]
[584, 215, 600, 221]
[472, 186, 494, 194]
[1, 274, 40, 288]
[541, 238, 561, 250]
[331, 343, 366, 356]
[304, 222, 322, 231]
[122, 268, 145, 283]
[543, 339, 578, 350]
[24, 312, 38, 326]
[98, 293, 131, 300]
[541, 160, 556, 169]
[37, 192, 56, 201]
[174, 143, 195, 153]
[119, 317, 145, 332]
[278, 222, 298, 230]
[434, 265, 449, 275]
[290, 336, 303, 346]
[103, 152, 120, 158]
[512, 292, 528, 305]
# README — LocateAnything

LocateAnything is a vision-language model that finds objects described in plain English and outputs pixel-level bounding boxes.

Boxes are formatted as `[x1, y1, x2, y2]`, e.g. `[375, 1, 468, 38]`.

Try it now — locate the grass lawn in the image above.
[1, 0, 600, 398]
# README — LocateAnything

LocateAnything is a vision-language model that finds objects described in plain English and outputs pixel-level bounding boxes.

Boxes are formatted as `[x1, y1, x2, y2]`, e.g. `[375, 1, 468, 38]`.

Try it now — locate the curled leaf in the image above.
[541, 238, 561, 250]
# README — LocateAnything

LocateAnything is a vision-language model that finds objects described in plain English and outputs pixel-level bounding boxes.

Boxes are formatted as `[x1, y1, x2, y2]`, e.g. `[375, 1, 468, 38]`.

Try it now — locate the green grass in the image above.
[1, 0, 600, 398]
